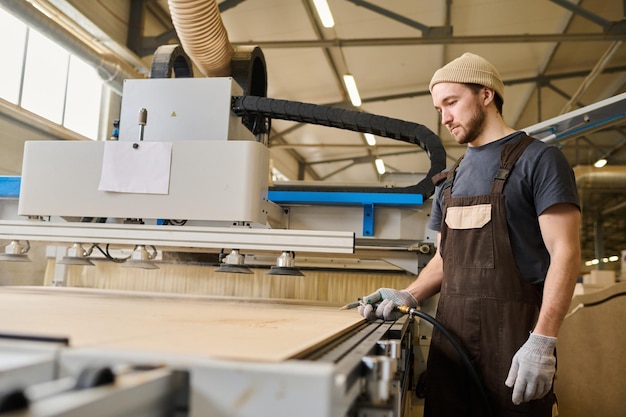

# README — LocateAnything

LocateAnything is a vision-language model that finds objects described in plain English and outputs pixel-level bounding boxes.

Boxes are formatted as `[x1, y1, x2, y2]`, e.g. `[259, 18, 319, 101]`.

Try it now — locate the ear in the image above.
[482, 87, 496, 107]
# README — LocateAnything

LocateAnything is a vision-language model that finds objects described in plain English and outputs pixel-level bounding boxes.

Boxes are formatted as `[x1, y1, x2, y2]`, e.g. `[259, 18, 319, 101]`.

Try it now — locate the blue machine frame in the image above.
[268, 190, 424, 237]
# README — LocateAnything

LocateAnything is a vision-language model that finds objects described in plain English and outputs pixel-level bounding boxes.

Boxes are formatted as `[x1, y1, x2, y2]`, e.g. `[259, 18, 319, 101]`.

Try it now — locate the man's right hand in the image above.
[357, 288, 418, 321]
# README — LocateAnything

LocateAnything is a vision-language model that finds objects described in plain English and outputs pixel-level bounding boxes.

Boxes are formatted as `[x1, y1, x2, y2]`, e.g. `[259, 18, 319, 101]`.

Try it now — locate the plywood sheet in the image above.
[0, 287, 364, 362]
[554, 282, 626, 417]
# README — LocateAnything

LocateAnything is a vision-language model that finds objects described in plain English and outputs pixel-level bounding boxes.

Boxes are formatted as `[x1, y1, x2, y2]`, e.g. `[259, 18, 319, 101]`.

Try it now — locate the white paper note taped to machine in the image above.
[98, 141, 172, 194]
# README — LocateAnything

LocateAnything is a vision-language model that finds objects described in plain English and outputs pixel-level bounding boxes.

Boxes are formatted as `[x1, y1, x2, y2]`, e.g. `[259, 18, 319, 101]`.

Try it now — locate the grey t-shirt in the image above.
[428, 131, 579, 284]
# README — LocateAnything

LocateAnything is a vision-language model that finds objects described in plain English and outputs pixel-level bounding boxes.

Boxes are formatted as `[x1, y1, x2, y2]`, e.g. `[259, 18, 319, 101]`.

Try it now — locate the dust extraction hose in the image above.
[168, 0, 234, 77]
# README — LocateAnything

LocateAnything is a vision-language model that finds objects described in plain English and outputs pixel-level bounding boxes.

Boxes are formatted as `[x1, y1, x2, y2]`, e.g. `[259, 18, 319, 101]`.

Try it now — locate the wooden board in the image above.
[554, 282, 626, 417]
[0, 286, 364, 362]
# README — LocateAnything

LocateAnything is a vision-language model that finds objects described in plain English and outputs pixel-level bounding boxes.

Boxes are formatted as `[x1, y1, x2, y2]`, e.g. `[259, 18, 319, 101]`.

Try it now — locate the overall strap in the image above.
[491, 134, 535, 194]
[432, 155, 465, 200]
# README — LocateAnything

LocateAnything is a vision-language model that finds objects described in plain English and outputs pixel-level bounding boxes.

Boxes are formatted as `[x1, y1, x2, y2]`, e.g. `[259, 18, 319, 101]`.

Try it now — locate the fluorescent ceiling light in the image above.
[585, 255, 619, 266]
[375, 158, 385, 175]
[593, 158, 607, 168]
[312, 0, 335, 28]
[364, 133, 376, 146]
[343, 74, 362, 107]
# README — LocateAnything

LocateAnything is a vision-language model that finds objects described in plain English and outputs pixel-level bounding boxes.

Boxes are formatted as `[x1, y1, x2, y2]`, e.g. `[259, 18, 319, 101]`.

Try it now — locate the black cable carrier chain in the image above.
[231, 95, 447, 199]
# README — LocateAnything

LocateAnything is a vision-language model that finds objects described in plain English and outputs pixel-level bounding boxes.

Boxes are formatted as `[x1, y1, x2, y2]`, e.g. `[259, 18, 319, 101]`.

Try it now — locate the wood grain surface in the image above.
[0, 286, 364, 362]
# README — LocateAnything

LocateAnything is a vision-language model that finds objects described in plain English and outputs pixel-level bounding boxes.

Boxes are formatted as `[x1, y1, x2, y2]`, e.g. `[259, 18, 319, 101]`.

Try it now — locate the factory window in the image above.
[0, 7, 103, 140]
[0, 10, 26, 104]
[64, 57, 103, 139]
[21, 30, 69, 124]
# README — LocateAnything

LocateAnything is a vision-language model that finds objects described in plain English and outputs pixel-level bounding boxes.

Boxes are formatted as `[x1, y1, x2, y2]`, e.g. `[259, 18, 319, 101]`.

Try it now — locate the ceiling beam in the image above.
[354, 65, 626, 105]
[561, 41, 623, 113]
[218, 0, 248, 13]
[232, 33, 626, 48]
[345, 0, 451, 37]
[127, 0, 144, 57]
[300, 0, 380, 177]
[269, 64, 626, 172]
[549, 0, 624, 32]
[300, 0, 346, 96]
[510, 0, 581, 127]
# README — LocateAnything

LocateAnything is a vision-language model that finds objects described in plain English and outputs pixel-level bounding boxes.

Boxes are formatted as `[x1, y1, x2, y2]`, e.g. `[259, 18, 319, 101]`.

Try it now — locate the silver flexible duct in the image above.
[574, 166, 626, 189]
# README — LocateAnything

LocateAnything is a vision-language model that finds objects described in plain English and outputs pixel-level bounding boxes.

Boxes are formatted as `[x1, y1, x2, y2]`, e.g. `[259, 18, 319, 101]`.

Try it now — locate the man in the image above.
[358, 53, 581, 417]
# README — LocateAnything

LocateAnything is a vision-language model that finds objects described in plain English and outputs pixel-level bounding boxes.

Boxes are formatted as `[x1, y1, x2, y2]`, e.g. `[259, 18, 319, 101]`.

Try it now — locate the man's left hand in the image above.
[505, 333, 557, 405]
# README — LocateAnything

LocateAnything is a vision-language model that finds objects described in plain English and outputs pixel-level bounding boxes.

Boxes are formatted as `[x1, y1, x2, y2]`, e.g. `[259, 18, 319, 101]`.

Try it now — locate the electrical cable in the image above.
[91, 244, 130, 263]
[578, 291, 626, 307]
[163, 219, 187, 226]
[402, 307, 494, 417]
[564, 291, 626, 319]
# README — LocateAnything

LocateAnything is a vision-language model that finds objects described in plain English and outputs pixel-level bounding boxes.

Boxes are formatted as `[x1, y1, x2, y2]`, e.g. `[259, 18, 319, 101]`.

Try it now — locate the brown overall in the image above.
[424, 135, 555, 417]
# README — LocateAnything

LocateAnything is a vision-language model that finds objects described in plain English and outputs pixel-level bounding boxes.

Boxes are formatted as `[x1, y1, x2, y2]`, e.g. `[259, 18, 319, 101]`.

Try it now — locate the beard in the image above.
[452, 103, 486, 145]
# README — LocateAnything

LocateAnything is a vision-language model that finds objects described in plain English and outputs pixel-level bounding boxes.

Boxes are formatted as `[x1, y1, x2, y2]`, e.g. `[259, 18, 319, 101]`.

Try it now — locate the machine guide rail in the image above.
[299, 316, 414, 416]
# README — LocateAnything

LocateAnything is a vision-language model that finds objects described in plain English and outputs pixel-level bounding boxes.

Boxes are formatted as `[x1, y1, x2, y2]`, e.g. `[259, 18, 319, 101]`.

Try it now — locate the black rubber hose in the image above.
[231, 96, 447, 199]
[408, 309, 493, 417]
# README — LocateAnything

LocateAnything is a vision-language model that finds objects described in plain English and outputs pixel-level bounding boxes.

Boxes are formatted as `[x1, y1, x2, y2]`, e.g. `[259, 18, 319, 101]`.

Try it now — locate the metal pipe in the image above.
[573, 166, 626, 189]
[230, 33, 626, 48]
[0, 0, 136, 94]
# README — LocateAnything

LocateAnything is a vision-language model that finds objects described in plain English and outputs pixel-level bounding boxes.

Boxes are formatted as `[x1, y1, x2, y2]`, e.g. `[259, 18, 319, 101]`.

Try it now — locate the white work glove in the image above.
[357, 288, 418, 321]
[505, 333, 557, 405]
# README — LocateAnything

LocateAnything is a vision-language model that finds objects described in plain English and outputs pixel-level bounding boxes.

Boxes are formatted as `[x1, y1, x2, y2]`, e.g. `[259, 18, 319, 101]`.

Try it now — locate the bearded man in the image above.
[358, 53, 581, 417]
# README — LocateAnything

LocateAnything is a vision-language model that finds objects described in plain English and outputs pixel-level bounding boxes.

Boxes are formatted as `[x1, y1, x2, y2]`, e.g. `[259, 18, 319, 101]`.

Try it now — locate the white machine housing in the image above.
[118, 77, 255, 142]
[18, 140, 270, 224]
[18, 78, 271, 225]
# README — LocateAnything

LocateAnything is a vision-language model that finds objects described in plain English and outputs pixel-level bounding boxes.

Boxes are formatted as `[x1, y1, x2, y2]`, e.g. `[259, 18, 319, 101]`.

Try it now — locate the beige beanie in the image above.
[429, 53, 504, 101]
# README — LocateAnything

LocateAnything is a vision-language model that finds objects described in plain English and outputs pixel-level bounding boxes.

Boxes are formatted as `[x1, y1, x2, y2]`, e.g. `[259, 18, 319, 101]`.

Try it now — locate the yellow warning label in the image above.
[171, 112, 177, 117]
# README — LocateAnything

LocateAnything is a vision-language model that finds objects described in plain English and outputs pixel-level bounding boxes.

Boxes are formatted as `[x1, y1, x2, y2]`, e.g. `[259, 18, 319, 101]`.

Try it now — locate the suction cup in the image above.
[121, 260, 159, 270]
[0, 241, 31, 262]
[215, 264, 253, 274]
[120, 245, 159, 270]
[0, 253, 31, 262]
[266, 266, 304, 276]
[265, 251, 303, 276]
[216, 249, 252, 274]
[57, 256, 95, 266]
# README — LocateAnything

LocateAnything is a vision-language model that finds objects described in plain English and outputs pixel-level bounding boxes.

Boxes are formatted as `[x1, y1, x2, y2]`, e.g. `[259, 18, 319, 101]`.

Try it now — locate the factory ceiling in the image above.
[8, 0, 626, 268]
